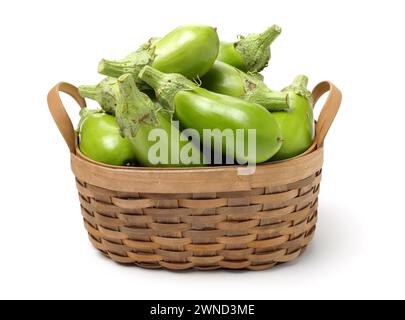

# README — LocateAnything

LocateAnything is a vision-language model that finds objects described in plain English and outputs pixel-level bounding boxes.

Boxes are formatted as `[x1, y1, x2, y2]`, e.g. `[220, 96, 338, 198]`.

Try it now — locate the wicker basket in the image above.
[47, 81, 341, 271]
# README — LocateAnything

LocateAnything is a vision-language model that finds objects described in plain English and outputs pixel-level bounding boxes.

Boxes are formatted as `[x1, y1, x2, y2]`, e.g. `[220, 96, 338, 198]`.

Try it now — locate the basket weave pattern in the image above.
[77, 171, 321, 270]
[47, 81, 341, 271]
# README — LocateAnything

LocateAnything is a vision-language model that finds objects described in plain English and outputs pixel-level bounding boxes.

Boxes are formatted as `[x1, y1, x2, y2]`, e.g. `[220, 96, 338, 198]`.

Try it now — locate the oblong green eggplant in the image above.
[98, 25, 219, 83]
[78, 109, 135, 166]
[217, 25, 281, 73]
[271, 75, 315, 161]
[81, 75, 205, 167]
[201, 60, 289, 111]
[139, 66, 283, 164]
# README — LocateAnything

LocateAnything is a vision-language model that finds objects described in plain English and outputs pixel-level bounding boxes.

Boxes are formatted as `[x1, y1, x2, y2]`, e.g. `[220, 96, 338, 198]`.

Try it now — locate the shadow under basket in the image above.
[47, 81, 341, 271]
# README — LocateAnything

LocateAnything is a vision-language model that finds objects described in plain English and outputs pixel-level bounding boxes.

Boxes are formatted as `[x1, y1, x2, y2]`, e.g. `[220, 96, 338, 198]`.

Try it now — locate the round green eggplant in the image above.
[271, 75, 315, 161]
[217, 25, 281, 73]
[139, 66, 283, 164]
[78, 109, 135, 166]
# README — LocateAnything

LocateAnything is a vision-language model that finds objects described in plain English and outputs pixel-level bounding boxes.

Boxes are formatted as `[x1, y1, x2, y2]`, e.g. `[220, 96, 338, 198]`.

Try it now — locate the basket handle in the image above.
[47, 82, 87, 153]
[312, 81, 342, 148]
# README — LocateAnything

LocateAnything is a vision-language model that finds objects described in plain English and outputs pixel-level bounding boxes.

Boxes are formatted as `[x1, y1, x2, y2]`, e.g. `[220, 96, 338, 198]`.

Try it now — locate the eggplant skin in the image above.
[217, 42, 247, 72]
[125, 110, 205, 167]
[79, 111, 135, 166]
[174, 88, 283, 164]
[201, 60, 246, 97]
[272, 94, 315, 161]
[152, 25, 220, 79]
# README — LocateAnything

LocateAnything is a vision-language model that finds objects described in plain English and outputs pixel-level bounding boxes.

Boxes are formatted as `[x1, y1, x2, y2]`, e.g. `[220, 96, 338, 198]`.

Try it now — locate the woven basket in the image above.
[47, 81, 341, 271]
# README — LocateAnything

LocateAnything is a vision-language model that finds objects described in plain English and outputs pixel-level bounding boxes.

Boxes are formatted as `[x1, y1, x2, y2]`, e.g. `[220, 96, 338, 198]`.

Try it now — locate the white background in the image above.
[0, 0, 404, 300]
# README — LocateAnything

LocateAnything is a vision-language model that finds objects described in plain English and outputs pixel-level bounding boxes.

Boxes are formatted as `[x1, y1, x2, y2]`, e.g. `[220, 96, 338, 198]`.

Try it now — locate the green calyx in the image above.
[78, 77, 119, 115]
[116, 74, 158, 138]
[241, 71, 289, 111]
[98, 38, 158, 85]
[236, 24, 281, 72]
[98, 58, 149, 79]
[283, 74, 313, 104]
[123, 37, 160, 60]
[138, 66, 197, 112]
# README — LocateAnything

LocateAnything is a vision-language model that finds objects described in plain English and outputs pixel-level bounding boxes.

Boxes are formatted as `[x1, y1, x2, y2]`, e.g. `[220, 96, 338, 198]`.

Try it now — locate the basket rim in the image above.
[71, 143, 323, 193]
[73, 135, 318, 172]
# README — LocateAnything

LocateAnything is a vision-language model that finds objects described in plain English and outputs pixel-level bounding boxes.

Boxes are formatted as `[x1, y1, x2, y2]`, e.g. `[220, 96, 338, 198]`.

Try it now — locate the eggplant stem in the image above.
[116, 74, 158, 137]
[98, 59, 143, 78]
[78, 85, 99, 100]
[257, 25, 282, 47]
[235, 24, 282, 72]
[291, 75, 309, 89]
[139, 66, 196, 112]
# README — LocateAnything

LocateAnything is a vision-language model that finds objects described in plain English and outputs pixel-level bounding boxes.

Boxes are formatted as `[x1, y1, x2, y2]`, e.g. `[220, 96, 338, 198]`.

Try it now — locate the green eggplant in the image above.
[271, 75, 315, 161]
[85, 74, 204, 167]
[201, 60, 289, 111]
[217, 25, 281, 73]
[139, 66, 283, 164]
[78, 109, 136, 166]
[98, 24, 219, 83]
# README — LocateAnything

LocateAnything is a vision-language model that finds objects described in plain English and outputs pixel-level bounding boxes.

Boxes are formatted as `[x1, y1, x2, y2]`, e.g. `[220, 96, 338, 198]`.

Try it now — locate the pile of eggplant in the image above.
[78, 24, 314, 167]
